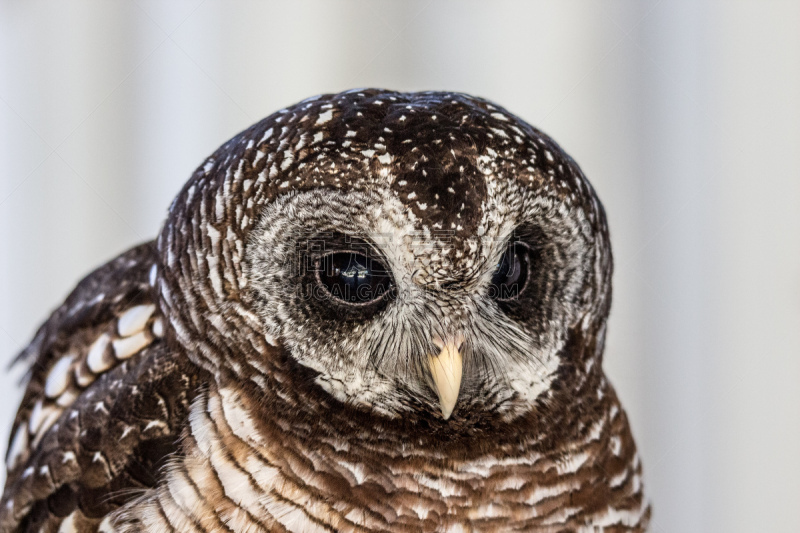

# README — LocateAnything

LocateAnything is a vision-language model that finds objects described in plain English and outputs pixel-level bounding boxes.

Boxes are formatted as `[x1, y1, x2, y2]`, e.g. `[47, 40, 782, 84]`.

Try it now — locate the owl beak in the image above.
[427, 336, 464, 420]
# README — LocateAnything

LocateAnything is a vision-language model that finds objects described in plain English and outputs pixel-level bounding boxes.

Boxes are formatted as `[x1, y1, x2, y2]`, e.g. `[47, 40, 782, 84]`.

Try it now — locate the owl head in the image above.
[156, 89, 612, 433]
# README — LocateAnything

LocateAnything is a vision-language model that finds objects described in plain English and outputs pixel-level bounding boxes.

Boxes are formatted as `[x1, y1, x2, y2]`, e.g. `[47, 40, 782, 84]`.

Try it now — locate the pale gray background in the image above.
[1, 1, 799, 532]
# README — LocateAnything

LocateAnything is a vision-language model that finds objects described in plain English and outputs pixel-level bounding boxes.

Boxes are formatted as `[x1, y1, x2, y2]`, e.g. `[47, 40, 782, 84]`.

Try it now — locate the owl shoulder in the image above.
[1, 242, 202, 532]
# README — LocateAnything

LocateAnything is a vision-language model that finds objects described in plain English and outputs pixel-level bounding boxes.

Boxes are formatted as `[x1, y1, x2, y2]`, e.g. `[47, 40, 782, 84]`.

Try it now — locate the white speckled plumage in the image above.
[1, 89, 648, 532]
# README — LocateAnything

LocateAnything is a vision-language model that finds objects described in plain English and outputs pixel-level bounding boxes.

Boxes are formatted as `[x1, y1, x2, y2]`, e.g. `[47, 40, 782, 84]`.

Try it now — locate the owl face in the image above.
[246, 162, 601, 425]
[161, 90, 611, 427]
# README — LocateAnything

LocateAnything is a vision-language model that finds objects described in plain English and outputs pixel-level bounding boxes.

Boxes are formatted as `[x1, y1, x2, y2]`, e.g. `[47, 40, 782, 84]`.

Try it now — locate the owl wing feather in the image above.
[1, 242, 200, 532]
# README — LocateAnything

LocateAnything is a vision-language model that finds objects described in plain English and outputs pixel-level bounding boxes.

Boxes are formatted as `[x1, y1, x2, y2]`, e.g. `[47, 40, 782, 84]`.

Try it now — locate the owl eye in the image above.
[489, 242, 530, 301]
[316, 252, 393, 305]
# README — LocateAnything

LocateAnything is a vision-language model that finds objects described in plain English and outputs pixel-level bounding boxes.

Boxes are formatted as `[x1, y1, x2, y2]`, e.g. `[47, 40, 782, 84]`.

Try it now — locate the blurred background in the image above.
[1, 1, 798, 531]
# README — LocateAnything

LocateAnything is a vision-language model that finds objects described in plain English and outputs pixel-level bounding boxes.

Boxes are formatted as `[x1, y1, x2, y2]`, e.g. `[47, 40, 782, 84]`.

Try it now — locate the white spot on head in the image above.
[259, 127, 274, 144]
[315, 109, 333, 125]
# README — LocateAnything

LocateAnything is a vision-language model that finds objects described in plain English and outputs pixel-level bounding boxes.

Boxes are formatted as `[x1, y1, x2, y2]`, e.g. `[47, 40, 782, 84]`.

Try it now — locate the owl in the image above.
[1, 89, 649, 532]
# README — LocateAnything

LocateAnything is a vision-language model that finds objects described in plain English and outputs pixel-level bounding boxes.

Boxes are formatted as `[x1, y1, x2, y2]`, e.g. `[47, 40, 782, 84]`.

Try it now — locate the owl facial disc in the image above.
[427, 336, 464, 420]
[241, 90, 612, 425]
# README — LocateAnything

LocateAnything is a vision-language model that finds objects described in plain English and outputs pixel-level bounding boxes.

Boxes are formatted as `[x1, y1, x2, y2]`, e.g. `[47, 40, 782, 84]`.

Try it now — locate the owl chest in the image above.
[163, 440, 549, 532]
[138, 393, 512, 531]
[119, 388, 644, 532]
